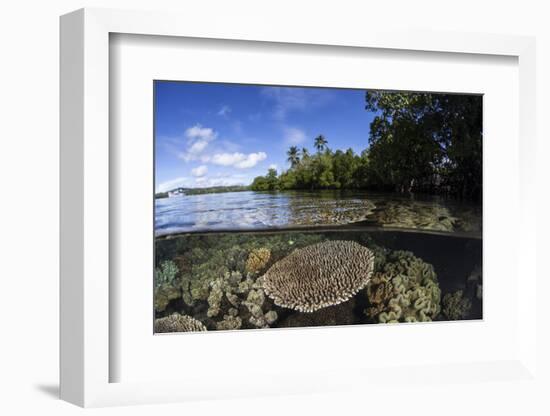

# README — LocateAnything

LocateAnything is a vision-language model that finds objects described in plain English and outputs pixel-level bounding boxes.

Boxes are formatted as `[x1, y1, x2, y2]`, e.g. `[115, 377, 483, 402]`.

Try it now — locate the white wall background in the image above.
[0, 0, 548, 414]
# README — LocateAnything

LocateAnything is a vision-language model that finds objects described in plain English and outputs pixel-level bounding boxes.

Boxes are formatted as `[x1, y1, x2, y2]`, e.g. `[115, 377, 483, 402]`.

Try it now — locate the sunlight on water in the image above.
[155, 190, 481, 236]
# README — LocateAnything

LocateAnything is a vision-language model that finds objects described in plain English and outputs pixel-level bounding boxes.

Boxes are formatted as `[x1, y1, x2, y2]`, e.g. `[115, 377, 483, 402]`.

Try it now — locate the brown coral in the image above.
[245, 248, 271, 274]
[442, 290, 472, 320]
[154, 313, 207, 333]
[363, 250, 441, 323]
[365, 273, 394, 318]
[154, 284, 181, 312]
[261, 240, 375, 312]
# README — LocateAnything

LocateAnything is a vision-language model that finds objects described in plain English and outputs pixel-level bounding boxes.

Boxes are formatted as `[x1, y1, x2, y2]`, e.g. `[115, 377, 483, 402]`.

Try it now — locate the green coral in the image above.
[441, 290, 472, 320]
[155, 260, 179, 288]
[154, 260, 181, 312]
[364, 250, 441, 323]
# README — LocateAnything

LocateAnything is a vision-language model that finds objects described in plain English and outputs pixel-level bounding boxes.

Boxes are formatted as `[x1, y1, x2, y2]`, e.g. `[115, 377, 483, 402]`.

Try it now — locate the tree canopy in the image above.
[251, 91, 482, 200]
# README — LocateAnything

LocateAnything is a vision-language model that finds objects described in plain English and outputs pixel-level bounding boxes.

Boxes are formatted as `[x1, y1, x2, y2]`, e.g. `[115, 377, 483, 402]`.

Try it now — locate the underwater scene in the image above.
[154, 82, 482, 333]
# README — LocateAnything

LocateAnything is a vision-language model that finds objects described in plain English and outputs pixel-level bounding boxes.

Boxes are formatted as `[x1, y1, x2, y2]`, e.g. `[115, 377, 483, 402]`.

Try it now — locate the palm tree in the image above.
[287, 146, 300, 167]
[314, 135, 328, 153]
[301, 147, 310, 159]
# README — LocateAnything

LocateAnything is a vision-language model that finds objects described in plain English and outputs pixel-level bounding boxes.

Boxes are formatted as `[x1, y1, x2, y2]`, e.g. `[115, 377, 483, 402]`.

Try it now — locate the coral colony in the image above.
[153, 231, 481, 332]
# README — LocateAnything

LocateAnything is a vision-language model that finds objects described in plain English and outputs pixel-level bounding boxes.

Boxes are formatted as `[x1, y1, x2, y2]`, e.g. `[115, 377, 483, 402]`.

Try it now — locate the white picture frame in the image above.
[60, 7, 538, 408]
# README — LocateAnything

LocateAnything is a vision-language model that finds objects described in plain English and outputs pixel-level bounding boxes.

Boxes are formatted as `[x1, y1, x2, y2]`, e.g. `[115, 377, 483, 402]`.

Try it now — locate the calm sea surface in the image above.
[155, 190, 481, 237]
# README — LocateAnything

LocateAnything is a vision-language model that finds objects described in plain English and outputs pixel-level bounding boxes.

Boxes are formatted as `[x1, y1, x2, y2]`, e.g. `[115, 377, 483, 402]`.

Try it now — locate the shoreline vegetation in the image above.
[155, 185, 250, 199]
[157, 92, 482, 201]
[251, 92, 482, 200]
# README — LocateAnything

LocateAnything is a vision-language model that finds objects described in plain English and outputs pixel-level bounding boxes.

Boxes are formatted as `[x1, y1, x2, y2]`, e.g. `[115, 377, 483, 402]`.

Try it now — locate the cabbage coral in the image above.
[364, 250, 441, 323]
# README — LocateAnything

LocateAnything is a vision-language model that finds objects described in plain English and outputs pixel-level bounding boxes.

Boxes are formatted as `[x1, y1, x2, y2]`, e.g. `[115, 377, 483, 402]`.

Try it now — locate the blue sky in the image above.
[155, 81, 376, 192]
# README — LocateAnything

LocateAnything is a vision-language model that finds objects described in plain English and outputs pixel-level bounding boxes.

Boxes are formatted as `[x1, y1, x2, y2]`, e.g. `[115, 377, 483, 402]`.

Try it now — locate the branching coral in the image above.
[202, 270, 278, 329]
[154, 260, 181, 312]
[364, 250, 441, 323]
[262, 240, 375, 312]
[154, 313, 207, 333]
[216, 310, 242, 330]
[155, 260, 179, 286]
[441, 290, 472, 320]
[171, 233, 323, 307]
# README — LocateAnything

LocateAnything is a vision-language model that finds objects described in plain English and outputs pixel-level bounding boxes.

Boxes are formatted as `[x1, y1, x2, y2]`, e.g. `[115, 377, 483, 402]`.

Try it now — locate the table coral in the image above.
[154, 313, 207, 333]
[262, 240, 375, 312]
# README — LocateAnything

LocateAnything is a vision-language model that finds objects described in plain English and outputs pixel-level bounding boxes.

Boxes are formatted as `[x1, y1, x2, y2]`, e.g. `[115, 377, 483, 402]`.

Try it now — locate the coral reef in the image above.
[262, 240, 375, 312]
[154, 313, 207, 333]
[245, 248, 271, 274]
[201, 270, 279, 330]
[154, 260, 181, 312]
[364, 250, 441, 323]
[372, 201, 458, 232]
[169, 233, 323, 309]
[216, 308, 243, 330]
[154, 284, 181, 313]
[441, 290, 472, 320]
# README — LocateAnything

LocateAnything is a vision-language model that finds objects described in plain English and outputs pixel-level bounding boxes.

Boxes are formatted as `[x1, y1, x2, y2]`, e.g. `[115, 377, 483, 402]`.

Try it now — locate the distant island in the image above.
[155, 185, 250, 199]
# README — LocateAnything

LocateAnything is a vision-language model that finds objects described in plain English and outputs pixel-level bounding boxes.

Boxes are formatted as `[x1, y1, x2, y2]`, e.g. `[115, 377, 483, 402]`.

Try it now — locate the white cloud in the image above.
[235, 152, 267, 168]
[179, 124, 218, 161]
[187, 140, 209, 154]
[184, 124, 217, 141]
[283, 127, 306, 145]
[268, 164, 278, 171]
[217, 105, 231, 117]
[156, 177, 192, 192]
[191, 165, 208, 177]
[211, 152, 267, 169]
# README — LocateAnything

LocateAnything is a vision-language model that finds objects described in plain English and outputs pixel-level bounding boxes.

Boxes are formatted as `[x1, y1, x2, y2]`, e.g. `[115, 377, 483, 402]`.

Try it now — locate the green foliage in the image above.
[286, 146, 300, 167]
[155, 192, 169, 199]
[251, 168, 279, 191]
[249, 91, 482, 199]
[365, 91, 482, 199]
[252, 136, 369, 191]
[183, 185, 250, 195]
[314, 134, 328, 153]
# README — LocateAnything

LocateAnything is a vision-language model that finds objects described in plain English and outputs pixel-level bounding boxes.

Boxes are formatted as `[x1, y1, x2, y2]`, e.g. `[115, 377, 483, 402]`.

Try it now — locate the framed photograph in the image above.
[60, 8, 538, 407]
[153, 81, 483, 333]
